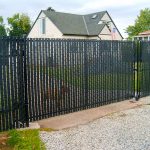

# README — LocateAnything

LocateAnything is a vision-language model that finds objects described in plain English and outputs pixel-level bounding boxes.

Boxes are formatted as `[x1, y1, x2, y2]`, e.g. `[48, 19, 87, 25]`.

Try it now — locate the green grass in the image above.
[7, 129, 46, 150]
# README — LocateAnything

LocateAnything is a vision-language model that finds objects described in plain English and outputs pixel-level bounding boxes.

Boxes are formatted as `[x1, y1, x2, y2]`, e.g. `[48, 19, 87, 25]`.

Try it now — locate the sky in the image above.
[0, 0, 150, 38]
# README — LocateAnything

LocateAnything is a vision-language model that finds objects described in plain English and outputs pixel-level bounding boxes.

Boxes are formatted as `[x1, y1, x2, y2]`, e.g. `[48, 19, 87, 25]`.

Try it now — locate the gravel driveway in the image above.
[40, 104, 150, 150]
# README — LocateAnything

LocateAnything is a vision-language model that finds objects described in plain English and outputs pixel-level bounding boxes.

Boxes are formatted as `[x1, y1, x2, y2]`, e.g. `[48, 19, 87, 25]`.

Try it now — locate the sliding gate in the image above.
[26, 39, 135, 121]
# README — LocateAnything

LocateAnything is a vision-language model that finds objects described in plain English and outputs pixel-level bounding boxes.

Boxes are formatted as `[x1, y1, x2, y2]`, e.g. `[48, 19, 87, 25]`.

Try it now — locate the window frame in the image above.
[39, 18, 46, 34]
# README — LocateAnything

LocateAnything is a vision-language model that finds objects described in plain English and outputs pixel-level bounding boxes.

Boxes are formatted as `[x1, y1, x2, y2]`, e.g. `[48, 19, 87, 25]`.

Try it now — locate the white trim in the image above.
[133, 36, 150, 41]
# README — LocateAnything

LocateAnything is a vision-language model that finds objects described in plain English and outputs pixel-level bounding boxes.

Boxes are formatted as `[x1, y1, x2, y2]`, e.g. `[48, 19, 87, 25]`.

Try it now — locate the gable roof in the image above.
[42, 10, 106, 36]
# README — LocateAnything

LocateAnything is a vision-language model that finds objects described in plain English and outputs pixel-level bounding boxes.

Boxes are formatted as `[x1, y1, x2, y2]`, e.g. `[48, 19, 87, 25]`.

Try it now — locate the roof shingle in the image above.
[43, 10, 106, 36]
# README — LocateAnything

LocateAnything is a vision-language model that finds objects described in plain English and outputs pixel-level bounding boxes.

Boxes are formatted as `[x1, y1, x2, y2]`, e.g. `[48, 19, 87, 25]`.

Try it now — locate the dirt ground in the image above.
[0, 133, 12, 150]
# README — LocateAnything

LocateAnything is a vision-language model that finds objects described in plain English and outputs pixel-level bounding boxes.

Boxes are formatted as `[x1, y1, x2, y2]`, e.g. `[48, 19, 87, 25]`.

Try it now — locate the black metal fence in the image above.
[0, 38, 150, 131]
[0, 37, 26, 131]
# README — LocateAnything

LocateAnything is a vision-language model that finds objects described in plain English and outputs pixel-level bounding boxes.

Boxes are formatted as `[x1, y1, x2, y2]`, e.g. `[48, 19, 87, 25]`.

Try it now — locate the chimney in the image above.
[47, 7, 55, 12]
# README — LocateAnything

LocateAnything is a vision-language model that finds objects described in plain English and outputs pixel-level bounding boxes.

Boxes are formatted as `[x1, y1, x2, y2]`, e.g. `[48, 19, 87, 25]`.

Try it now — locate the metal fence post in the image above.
[23, 38, 29, 127]
[134, 40, 141, 101]
[138, 40, 142, 99]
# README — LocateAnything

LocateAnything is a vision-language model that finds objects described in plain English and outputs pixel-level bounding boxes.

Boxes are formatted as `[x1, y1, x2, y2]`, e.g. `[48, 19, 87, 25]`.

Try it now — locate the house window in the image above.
[144, 37, 148, 41]
[139, 37, 142, 40]
[40, 18, 46, 34]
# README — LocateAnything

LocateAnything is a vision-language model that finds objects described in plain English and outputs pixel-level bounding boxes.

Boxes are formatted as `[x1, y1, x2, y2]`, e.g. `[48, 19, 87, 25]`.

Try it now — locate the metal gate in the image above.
[26, 39, 135, 121]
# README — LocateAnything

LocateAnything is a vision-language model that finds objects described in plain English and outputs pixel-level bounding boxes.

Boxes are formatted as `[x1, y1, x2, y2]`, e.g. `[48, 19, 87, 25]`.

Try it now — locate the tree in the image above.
[7, 13, 31, 37]
[126, 8, 150, 39]
[0, 16, 7, 36]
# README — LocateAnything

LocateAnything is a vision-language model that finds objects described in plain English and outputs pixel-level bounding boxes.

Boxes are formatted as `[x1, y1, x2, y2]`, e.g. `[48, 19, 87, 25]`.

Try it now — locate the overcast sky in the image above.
[0, 0, 149, 38]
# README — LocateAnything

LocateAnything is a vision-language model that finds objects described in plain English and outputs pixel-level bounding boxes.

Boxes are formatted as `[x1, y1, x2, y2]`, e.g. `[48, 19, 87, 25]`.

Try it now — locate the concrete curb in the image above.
[19, 96, 149, 131]
[17, 122, 40, 131]
[35, 96, 150, 130]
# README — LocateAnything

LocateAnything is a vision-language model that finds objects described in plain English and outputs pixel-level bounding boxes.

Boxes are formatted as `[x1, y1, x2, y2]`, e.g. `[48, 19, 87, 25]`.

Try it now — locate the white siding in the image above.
[62, 35, 99, 39]
[62, 35, 89, 39]
[99, 25, 112, 40]
[28, 12, 63, 38]
[101, 13, 123, 40]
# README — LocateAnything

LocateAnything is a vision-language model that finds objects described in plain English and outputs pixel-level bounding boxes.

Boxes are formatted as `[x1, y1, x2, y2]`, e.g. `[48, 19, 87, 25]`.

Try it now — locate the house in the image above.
[28, 8, 123, 40]
[132, 30, 150, 41]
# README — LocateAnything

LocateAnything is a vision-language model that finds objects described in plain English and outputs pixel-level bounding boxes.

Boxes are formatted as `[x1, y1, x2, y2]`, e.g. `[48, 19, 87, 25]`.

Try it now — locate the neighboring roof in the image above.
[139, 30, 150, 35]
[133, 35, 150, 38]
[42, 10, 106, 36]
[133, 30, 150, 38]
